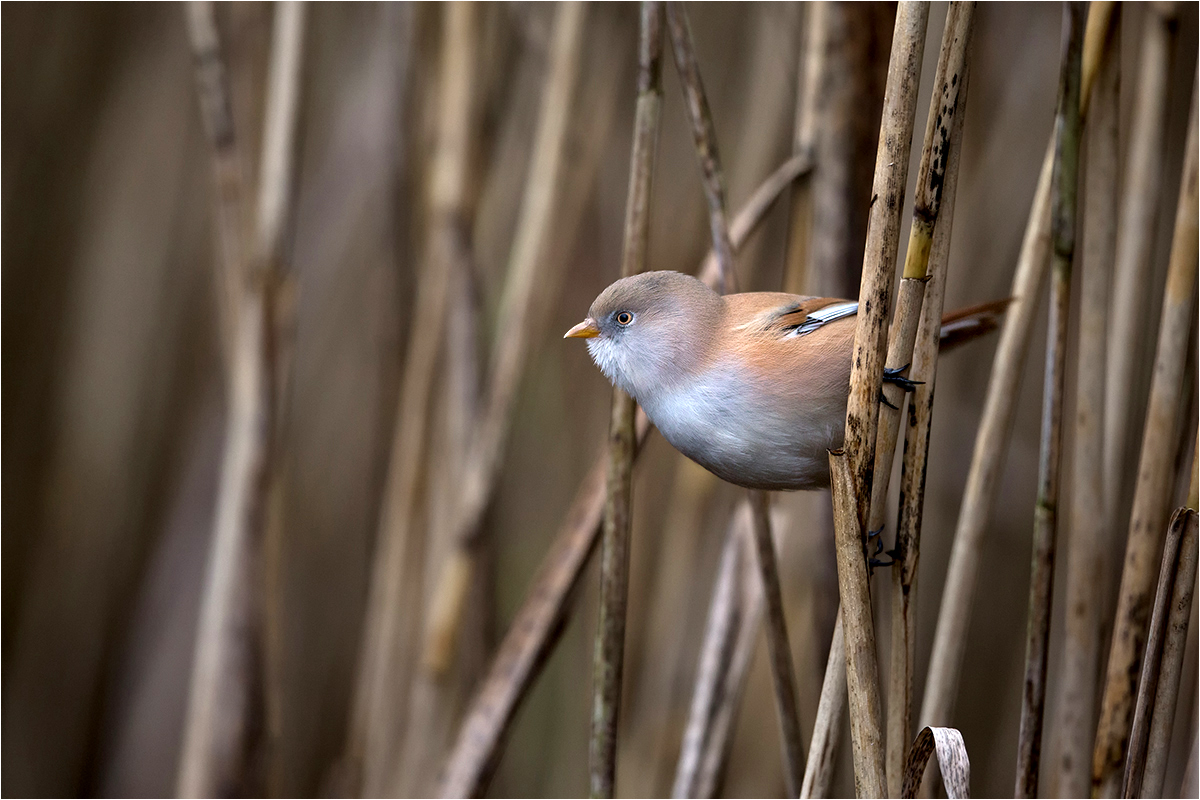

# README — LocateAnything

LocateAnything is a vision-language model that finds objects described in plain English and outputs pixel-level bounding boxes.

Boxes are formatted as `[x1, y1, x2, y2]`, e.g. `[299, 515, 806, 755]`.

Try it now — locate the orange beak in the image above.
[564, 318, 600, 339]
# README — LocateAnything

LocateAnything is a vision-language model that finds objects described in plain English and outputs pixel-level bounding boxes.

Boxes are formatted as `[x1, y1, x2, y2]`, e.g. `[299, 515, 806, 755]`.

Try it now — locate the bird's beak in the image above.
[564, 318, 600, 339]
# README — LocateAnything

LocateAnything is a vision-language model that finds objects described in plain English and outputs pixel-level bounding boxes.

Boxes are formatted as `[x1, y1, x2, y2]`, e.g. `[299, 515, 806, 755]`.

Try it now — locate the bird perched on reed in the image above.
[566, 270, 1006, 491]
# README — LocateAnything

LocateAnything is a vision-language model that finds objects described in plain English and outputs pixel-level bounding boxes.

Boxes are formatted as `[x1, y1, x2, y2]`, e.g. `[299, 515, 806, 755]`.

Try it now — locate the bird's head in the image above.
[564, 270, 722, 400]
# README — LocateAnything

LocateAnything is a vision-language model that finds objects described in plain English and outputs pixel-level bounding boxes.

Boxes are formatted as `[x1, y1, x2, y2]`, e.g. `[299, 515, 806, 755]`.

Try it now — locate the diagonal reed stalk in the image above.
[437, 150, 812, 800]
[1053, 5, 1118, 796]
[177, 4, 305, 796]
[1092, 72, 1198, 798]
[1014, 6, 1084, 797]
[831, 3, 929, 795]
[919, 2, 1112, 732]
[1122, 507, 1197, 798]
[666, 3, 805, 792]
[590, 4, 664, 796]
[348, 5, 478, 794]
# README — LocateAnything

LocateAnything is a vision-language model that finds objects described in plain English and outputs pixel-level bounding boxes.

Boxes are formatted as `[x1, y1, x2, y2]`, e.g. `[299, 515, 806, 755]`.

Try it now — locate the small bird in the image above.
[565, 270, 1005, 492]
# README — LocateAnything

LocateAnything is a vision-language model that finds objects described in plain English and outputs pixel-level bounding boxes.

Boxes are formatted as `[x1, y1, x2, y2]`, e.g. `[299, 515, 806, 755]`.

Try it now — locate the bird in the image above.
[565, 270, 1007, 492]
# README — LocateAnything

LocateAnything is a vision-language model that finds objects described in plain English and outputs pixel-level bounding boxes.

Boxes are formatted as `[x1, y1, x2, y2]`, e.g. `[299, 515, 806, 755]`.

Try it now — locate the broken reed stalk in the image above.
[1103, 4, 1175, 539]
[349, 4, 478, 795]
[437, 151, 812, 800]
[184, 1, 246, 374]
[829, 450, 888, 798]
[666, 1, 736, 294]
[667, 3, 806, 789]
[1014, 7, 1084, 796]
[177, 3, 305, 796]
[834, 3, 929, 795]
[1053, 6, 1119, 796]
[885, 7, 974, 794]
[1140, 510, 1199, 797]
[590, 4, 663, 796]
[1092, 75, 1198, 798]
[1123, 507, 1196, 797]
[920, 4, 1111, 731]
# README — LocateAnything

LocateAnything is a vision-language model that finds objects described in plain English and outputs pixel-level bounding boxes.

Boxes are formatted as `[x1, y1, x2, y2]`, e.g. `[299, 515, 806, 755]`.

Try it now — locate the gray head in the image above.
[564, 271, 722, 400]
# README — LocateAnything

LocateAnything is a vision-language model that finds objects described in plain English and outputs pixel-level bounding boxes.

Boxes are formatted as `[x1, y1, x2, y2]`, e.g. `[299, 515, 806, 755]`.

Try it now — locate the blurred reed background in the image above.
[2, 2, 1197, 797]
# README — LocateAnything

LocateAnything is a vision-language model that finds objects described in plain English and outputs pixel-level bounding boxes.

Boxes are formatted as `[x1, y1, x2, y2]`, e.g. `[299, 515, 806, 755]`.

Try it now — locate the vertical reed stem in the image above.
[590, 5, 664, 796]
[1014, 6, 1083, 797]
[886, 8, 974, 793]
[1054, 6, 1119, 796]
[1093, 72, 1198, 798]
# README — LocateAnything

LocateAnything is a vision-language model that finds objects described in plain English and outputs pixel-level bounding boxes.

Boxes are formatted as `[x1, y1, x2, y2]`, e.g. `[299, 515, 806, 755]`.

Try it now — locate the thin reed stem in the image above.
[1093, 74, 1198, 797]
[1123, 507, 1197, 797]
[1141, 509, 1198, 797]
[590, 5, 664, 796]
[1014, 6, 1083, 797]
[666, 1, 736, 294]
[834, 4, 929, 795]
[667, 3, 806, 788]
[349, 5, 478, 794]
[1103, 4, 1176, 546]
[829, 449, 887, 798]
[1054, 6, 1119, 796]
[177, 4, 305, 796]
[921, 4, 1112, 732]
[750, 490, 805, 797]
[438, 150, 810, 800]
[886, 8, 974, 793]
[800, 613, 846, 798]
[184, 1, 247, 374]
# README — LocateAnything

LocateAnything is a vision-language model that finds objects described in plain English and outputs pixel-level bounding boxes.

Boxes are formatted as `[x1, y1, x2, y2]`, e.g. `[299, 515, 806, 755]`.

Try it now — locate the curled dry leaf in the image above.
[901, 726, 970, 799]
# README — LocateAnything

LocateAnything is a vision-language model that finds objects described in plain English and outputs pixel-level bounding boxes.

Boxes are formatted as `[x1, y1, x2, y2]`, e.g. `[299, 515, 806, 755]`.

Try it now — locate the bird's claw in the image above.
[865, 527, 899, 573]
[883, 364, 924, 394]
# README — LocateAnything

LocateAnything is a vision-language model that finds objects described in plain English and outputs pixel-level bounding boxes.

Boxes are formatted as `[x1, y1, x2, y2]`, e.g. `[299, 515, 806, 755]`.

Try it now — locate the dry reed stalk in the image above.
[422, 0, 590, 677]
[177, 4, 305, 796]
[800, 613, 846, 798]
[437, 149, 811, 800]
[1103, 4, 1176, 541]
[348, 5, 478, 795]
[782, 0, 826, 294]
[1183, 712, 1200, 799]
[749, 490, 805, 797]
[920, 4, 1112, 732]
[590, 5, 663, 795]
[1124, 508, 1197, 797]
[900, 726, 971, 799]
[184, 1, 247, 373]
[666, 1, 735, 294]
[667, 3, 806, 787]
[829, 449, 887, 797]
[1092, 75, 1198, 798]
[1014, 6, 1084, 797]
[886, 8, 974, 793]
[842, 0, 928, 533]
[673, 503, 768, 799]
[1053, 7, 1119, 796]
[831, 4, 929, 795]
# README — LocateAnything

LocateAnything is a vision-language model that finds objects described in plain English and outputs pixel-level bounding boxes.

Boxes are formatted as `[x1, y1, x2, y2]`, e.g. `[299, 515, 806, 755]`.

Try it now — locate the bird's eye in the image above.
[616, 311, 634, 326]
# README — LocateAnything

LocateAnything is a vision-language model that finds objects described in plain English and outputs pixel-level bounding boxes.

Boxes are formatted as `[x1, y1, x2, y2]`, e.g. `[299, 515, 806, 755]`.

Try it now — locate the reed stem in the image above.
[1092, 72, 1198, 798]
[1014, 6, 1083, 797]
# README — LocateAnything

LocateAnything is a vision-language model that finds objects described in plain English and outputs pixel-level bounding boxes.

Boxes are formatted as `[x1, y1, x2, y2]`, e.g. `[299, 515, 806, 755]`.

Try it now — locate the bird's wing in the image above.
[729, 293, 859, 339]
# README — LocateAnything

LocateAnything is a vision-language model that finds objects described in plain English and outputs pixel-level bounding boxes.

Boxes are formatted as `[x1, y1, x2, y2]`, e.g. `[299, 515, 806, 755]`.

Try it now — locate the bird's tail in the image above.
[938, 297, 1013, 353]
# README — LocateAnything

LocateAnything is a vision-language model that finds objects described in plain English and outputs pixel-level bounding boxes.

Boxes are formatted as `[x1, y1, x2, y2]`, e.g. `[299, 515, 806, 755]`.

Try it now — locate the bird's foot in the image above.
[883, 364, 923, 393]
[865, 527, 899, 573]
